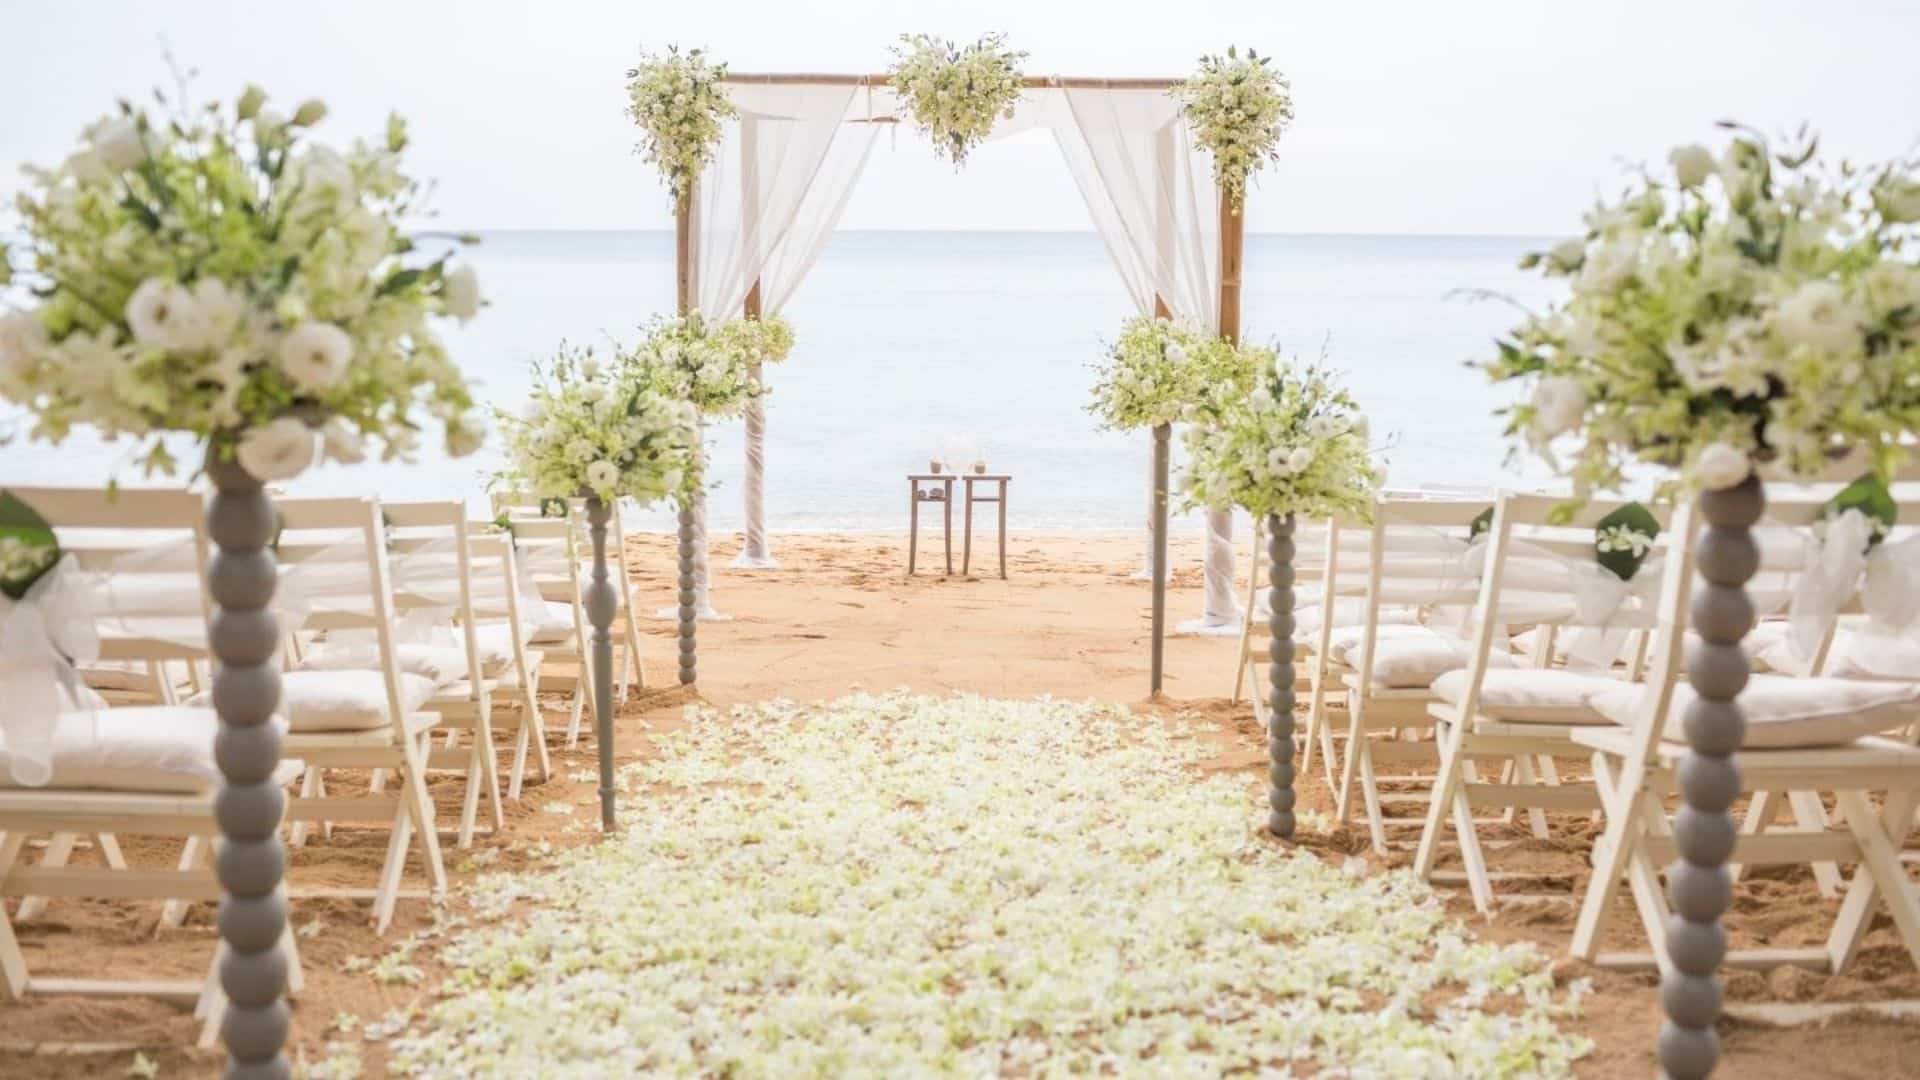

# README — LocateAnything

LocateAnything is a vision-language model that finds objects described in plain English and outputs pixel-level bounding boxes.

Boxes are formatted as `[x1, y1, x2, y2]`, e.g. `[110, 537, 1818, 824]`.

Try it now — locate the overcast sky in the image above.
[6, 1, 1919, 235]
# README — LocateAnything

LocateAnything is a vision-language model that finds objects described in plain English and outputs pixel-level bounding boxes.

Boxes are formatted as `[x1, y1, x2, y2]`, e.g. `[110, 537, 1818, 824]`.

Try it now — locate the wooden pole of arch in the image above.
[1149, 295, 1172, 697]
[674, 187, 697, 685]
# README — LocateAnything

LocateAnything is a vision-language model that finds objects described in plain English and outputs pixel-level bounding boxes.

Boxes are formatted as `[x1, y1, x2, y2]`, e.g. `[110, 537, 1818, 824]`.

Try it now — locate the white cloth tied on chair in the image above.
[0, 555, 100, 785]
[1449, 532, 1656, 670]
[1788, 510, 1920, 661]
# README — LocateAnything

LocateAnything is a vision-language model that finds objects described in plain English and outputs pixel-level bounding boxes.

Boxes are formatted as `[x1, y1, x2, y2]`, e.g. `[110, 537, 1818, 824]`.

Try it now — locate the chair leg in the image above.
[565, 672, 587, 749]
[289, 766, 322, 847]
[1512, 755, 1550, 840]
[159, 834, 207, 929]
[281, 918, 307, 996]
[14, 832, 77, 922]
[1334, 702, 1366, 824]
[0, 832, 29, 998]
[193, 941, 226, 1049]
[1572, 752, 1647, 962]
[402, 736, 448, 897]
[525, 685, 552, 782]
[1830, 789, 1920, 973]
[1450, 770, 1495, 913]
[508, 708, 532, 802]
[1729, 787, 1782, 886]
[95, 833, 126, 870]
[372, 802, 412, 935]
[1412, 718, 1470, 882]
[1356, 740, 1388, 854]
[1787, 790, 1844, 898]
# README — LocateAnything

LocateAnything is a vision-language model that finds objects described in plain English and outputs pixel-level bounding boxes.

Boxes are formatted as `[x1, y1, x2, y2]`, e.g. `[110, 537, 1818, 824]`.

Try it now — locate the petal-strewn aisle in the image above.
[377, 694, 1591, 1076]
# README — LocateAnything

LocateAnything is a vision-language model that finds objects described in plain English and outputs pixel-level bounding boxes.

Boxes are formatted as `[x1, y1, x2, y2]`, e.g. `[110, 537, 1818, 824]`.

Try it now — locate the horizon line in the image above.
[431, 226, 1557, 240]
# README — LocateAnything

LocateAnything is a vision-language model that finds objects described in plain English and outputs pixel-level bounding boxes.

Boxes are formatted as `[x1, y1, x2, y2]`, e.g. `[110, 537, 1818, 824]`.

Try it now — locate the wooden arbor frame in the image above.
[670, 71, 1248, 697]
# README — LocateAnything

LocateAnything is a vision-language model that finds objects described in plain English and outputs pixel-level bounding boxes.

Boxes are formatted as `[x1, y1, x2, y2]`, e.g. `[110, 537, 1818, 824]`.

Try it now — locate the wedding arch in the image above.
[661, 71, 1258, 693]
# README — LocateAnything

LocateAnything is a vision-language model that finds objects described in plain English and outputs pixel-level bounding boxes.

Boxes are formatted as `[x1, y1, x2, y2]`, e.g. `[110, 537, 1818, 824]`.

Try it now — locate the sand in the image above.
[2, 530, 1917, 1077]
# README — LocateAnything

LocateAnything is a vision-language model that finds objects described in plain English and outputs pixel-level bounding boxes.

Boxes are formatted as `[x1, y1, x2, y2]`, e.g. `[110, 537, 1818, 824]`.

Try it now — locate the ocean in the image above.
[0, 230, 1561, 534]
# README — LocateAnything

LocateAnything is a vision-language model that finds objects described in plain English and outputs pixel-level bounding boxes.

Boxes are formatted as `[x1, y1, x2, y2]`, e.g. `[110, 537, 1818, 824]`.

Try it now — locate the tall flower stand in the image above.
[1659, 475, 1760, 1079]
[583, 495, 618, 831]
[204, 455, 291, 1076]
[1265, 512, 1297, 839]
[1149, 421, 1171, 695]
[676, 504, 697, 685]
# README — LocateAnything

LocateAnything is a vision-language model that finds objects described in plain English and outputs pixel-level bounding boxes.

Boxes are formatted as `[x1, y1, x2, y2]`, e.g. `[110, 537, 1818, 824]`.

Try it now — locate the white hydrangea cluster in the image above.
[1183, 356, 1381, 522]
[888, 33, 1028, 167]
[379, 694, 1591, 1076]
[624, 46, 736, 200]
[628, 310, 769, 420]
[0, 83, 484, 481]
[1484, 127, 1920, 498]
[497, 343, 701, 506]
[1173, 47, 1294, 212]
[1087, 315, 1259, 431]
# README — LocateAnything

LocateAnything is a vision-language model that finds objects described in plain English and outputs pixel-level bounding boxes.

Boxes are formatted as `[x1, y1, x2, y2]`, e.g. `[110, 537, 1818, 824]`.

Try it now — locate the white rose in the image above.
[1668, 144, 1715, 189]
[319, 417, 366, 464]
[585, 460, 620, 493]
[581, 382, 607, 404]
[278, 321, 353, 392]
[1287, 445, 1316, 474]
[1577, 239, 1637, 292]
[1772, 279, 1862, 353]
[1265, 447, 1291, 476]
[0, 311, 49, 383]
[1307, 415, 1342, 440]
[1876, 178, 1920, 224]
[87, 115, 146, 171]
[521, 399, 546, 424]
[442, 265, 481, 322]
[1546, 238, 1586, 273]
[1164, 343, 1188, 364]
[1691, 442, 1752, 491]
[62, 149, 110, 186]
[171, 278, 246, 352]
[445, 414, 486, 458]
[125, 278, 199, 349]
[236, 416, 317, 481]
[565, 437, 596, 464]
[1528, 375, 1587, 438]
[253, 109, 289, 143]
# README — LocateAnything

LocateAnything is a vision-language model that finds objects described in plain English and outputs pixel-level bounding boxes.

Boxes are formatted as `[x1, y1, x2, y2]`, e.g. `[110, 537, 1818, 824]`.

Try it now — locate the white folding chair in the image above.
[0, 486, 303, 1047]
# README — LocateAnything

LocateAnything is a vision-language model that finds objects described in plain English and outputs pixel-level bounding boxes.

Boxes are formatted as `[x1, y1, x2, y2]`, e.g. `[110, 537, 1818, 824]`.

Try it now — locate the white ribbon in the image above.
[1561, 554, 1663, 669]
[1789, 510, 1920, 660]
[0, 556, 101, 786]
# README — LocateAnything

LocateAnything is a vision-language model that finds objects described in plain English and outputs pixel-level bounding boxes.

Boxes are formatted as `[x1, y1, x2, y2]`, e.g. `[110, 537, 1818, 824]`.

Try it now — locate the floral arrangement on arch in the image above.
[888, 33, 1027, 168]
[710, 314, 795, 369]
[1482, 125, 1920, 499]
[1087, 315, 1258, 431]
[628, 311, 768, 419]
[1173, 46, 1294, 213]
[1181, 355, 1380, 522]
[625, 46, 736, 201]
[0, 81, 484, 482]
[497, 343, 701, 506]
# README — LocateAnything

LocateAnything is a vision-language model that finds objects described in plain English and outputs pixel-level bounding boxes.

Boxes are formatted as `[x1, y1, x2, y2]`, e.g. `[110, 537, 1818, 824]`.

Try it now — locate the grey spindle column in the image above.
[584, 496, 617, 831]
[204, 455, 291, 1080]
[676, 503, 697, 684]
[1266, 512, 1298, 839]
[1149, 421, 1171, 695]
[1659, 473, 1761, 1080]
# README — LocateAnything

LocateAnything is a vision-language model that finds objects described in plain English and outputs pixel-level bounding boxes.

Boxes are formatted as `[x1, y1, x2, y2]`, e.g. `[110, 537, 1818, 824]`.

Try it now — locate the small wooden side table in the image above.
[907, 473, 956, 575]
[961, 473, 1011, 579]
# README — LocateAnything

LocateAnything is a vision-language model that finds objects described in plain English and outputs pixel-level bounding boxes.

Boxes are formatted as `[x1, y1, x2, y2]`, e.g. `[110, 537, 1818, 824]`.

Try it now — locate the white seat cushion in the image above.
[189, 670, 437, 733]
[1291, 599, 1420, 638]
[1431, 668, 1620, 725]
[76, 659, 153, 692]
[528, 601, 575, 645]
[1328, 624, 1516, 689]
[0, 706, 226, 793]
[1588, 675, 1920, 749]
[297, 642, 472, 688]
[1756, 628, 1920, 682]
[472, 623, 520, 676]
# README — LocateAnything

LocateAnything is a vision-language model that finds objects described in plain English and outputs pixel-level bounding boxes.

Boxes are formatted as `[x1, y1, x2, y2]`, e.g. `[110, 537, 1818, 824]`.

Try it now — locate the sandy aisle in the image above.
[2, 530, 1916, 1077]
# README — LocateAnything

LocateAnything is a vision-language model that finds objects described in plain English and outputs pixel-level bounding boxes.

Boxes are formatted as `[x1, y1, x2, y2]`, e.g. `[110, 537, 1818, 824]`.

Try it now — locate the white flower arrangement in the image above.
[0, 82, 483, 481]
[888, 33, 1027, 168]
[497, 343, 701, 506]
[1173, 46, 1295, 213]
[1087, 315, 1258, 431]
[628, 311, 768, 420]
[1482, 126, 1920, 498]
[377, 694, 1590, 1076]
[624, 46, 736, 201]
[709, 313, 795, 368]
[1182, 355, 1381, 522]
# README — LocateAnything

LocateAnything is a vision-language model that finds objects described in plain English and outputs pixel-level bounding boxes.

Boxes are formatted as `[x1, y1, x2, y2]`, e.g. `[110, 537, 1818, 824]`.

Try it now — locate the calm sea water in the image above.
[0, 230, 1560, 533]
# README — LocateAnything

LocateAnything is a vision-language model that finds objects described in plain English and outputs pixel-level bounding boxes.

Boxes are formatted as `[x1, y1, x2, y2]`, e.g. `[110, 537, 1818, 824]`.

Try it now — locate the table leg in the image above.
[907, 482, 919, 576]
[962, 482, 974, 576]
[943, 481, 953, 575]
[998, 479, 1008, 579]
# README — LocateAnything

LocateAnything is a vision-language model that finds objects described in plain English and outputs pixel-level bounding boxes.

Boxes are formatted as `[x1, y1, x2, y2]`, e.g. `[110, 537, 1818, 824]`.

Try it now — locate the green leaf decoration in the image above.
[1468, 507, 1494, 542]
[539, 497, 569, 519]
[1593, 502, 1661, 581]
[0, 490, 62, 600]
[1821, 472, 1897, 550]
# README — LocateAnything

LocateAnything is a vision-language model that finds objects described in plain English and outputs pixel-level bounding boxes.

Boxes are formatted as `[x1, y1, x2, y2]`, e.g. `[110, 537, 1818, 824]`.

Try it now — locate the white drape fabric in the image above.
[689, 83, 881, 577]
